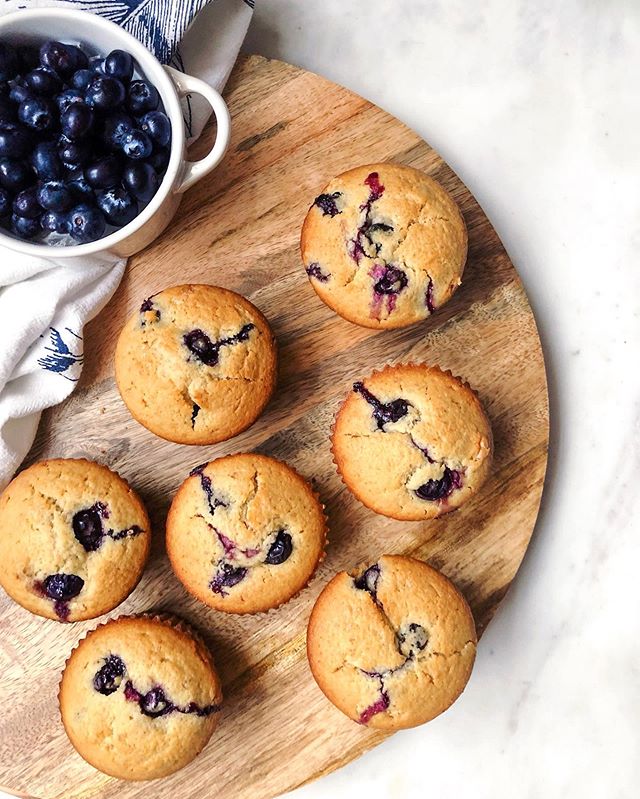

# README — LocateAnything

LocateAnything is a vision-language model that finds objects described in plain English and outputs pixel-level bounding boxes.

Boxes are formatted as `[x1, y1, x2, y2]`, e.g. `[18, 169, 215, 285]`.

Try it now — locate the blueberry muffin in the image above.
[166, 454, 327, 614]
[59, 614, 222, 780]
[0, 459, 150, 622]
[301, 163, 467, 328]
[332, 364, 492, 521]
[115, 284, 278, 445]
[307, 555, 477, 729]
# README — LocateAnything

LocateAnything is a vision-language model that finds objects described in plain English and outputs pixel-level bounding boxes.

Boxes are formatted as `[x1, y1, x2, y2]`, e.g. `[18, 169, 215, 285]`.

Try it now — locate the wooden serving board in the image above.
[0, 55, 548, 799]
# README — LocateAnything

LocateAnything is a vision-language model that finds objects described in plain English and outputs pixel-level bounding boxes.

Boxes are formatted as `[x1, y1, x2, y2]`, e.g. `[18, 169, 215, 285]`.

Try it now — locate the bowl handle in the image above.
[164, 65, 231, 194]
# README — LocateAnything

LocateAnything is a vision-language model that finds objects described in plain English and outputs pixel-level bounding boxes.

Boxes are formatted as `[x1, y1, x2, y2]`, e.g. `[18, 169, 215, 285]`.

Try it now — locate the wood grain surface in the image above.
[0, 55, 549, 799]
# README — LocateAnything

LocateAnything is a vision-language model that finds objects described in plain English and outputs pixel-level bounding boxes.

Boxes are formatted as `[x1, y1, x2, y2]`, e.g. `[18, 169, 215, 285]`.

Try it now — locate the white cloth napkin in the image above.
[0, 0, 253, 489]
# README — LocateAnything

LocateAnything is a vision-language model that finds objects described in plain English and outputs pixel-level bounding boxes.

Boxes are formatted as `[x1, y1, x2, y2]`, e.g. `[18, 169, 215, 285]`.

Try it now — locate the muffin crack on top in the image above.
[349, 563, 432, 723]
[190, 462, 229, 515]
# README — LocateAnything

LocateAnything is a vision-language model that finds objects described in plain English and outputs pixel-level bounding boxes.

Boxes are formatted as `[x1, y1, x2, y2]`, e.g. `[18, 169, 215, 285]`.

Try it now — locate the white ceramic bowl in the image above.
[0, 8, 231, 258]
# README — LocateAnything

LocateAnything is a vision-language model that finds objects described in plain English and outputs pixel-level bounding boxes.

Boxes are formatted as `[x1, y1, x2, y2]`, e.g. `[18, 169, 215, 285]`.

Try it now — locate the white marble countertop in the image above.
[242, 1, 638, 798]
[2, 2, 637, 798]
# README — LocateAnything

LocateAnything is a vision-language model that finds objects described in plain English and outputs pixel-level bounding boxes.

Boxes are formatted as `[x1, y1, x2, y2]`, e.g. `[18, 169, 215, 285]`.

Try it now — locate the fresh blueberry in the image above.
[104, 50, 133, 82]
[37, 180, 73, 212]
[42, 572, 84, 601]
[17, 47, 40, 74]
[93, 655, 125, 696]
[56, 88, 85, 114]
[0, 96, 16, 124]
[32, 141, 63, 180]
[265, 530, 293, 565]
[0, 187, 12, 217]
[39, 41, 77, 79]
[8, 79, 31, 105]
[68, 45, 89, 72]
[13, 187, 42, 218]
[72, 505, 104, 551]
[40, 210, 69, 234]
[60, 103, 93, 140]
[122, 161, 159, 202]
[24, 67, 61, 97]
[414, 468, 462, 502]
[121, 129, 152, 160]
[18, 97, 57, 132]
[0, 122, 31, 158]
[0, 158, 33, 191]
[68, 176, 93, 201]
[139, 111, 171, 147]
[85, 75, 125, 110]
[89, 57, 105, 75]
[68, 203, 106, 243]
[85, 156, 122, 189]
[97, 186, 138, 227]
[146, 145, 170, 174]
[58, 135, 91, 169]
[102, 111, 134, 150]
[0, 43, 17, 82]
[11, 213, 40, 239]
[127, 80, 159, 115]
[70, 69, 93, 91]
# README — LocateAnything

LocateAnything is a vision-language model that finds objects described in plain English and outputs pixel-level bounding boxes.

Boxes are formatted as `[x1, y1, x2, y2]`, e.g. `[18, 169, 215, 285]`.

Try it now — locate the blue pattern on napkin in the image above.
[19, 0, 254, 64]
[37, 327, 84, 381]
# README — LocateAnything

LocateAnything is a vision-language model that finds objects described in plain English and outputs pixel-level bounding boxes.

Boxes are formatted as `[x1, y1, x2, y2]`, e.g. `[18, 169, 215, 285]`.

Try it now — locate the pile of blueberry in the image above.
[0, 39, 171, 244]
